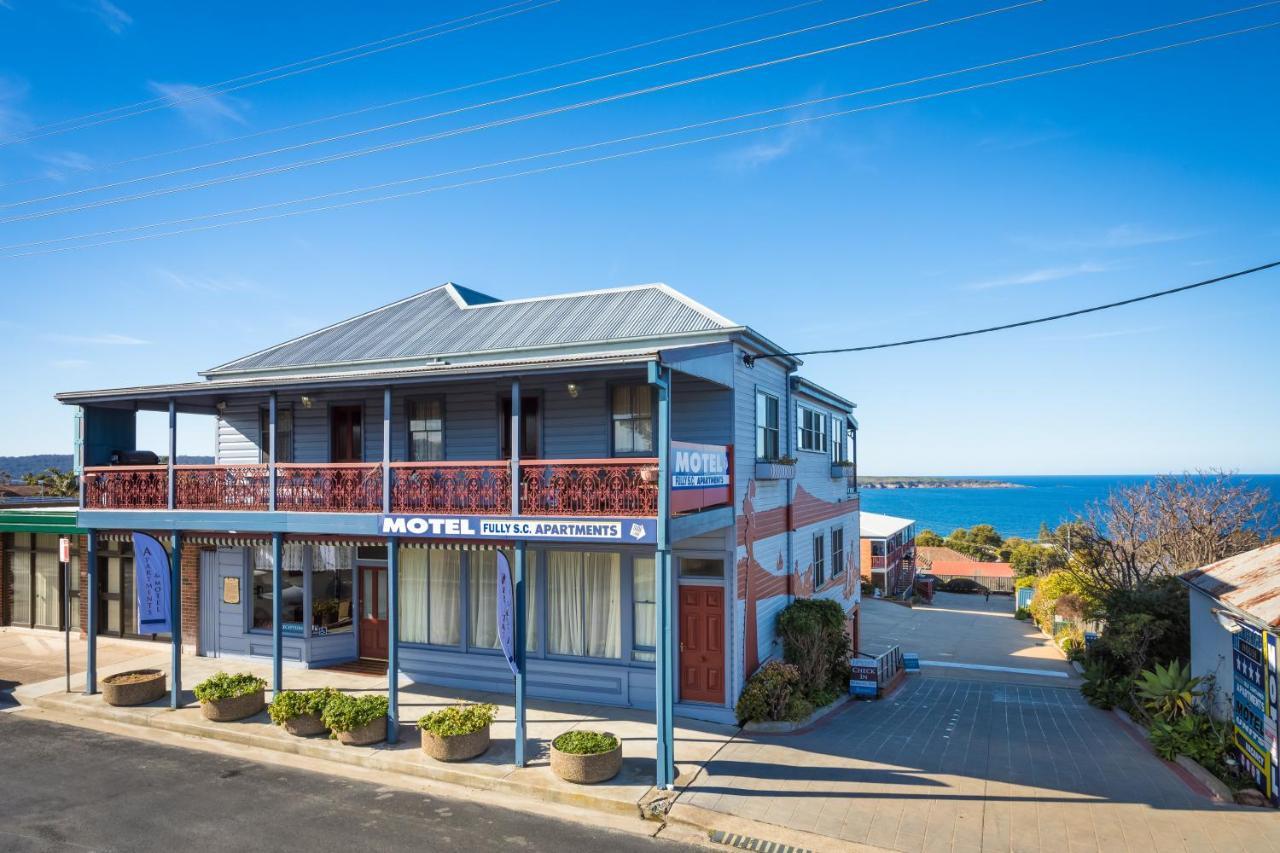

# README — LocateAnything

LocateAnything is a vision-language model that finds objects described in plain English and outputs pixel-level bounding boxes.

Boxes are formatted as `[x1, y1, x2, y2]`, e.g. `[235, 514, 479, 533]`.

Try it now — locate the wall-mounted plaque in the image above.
[222, 576, 240, 605]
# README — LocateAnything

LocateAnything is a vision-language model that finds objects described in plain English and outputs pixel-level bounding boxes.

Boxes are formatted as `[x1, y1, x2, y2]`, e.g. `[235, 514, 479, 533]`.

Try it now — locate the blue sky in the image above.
[0, 0, 1277, 474]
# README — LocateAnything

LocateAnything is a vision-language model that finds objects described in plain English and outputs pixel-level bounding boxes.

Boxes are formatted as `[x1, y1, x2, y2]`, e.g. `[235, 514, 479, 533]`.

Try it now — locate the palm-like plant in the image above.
[1136, 660, 1204, 721]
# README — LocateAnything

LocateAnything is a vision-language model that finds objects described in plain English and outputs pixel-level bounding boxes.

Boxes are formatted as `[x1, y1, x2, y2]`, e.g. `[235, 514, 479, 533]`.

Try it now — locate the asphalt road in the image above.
[0, 713, 698, 853]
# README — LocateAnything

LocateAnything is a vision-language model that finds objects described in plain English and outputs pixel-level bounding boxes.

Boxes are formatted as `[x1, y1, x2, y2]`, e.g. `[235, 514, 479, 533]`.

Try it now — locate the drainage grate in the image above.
[708, 829, 812, 852]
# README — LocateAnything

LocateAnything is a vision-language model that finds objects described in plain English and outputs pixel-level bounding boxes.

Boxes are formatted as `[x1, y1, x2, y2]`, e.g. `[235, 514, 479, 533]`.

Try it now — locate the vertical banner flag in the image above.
[496, 551, 518, 676]
[132, 532, 172, 635]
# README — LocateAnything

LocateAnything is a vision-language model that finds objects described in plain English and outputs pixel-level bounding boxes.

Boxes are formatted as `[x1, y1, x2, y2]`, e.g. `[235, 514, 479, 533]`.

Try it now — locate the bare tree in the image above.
[1060, 471, 1275, 594]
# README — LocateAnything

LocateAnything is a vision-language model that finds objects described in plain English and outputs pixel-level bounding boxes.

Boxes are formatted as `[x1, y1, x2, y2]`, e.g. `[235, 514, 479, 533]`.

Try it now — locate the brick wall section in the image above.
[1, 531, 10, 626]
[181, 545, 203, 651]
[77, 535, 89, 638]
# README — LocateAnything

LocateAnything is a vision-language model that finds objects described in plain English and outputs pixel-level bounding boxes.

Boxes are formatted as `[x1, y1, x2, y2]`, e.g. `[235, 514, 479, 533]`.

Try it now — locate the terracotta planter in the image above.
[550, 734, 623, 784]
[101, 669, 166, 707]
[335, 716, 387, 746]
[200, 689, 265, 722]
[282, 712, 327, 737]
[420, 725, 490, 761]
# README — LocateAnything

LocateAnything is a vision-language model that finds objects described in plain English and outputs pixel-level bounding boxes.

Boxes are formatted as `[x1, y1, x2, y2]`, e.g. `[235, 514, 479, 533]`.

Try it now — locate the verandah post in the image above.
[268, 392, 277, 512]
[272, 532, 283, 698]
[167, 399, 176, 510]
[170, 532, 182, 709]
[650, 361, 675, 789]
[382, 386, 391, 514]
[85, 530, 97, 695]
[387, 535, 399, 743]
[511, 380, 526, 767]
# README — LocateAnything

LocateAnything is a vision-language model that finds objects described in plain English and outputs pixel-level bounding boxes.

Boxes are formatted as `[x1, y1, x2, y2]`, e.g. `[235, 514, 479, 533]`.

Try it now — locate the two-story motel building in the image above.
[57, 282, 860, 785]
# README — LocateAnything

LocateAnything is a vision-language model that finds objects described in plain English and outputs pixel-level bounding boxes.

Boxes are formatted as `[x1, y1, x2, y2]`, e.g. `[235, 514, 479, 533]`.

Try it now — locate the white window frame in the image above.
[797, 405, 828, 453]
[755, 391, 781, 461]
[813, 532, 826, 588]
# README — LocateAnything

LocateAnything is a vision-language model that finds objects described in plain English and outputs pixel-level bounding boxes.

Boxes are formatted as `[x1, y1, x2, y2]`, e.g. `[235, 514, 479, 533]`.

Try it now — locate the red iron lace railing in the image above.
[519, 458, 658, 517]
[83, 466, 168, 509]
[389, 462, 511, 515]
[274, 463, 382, 512]
[174, 465, 270, 511]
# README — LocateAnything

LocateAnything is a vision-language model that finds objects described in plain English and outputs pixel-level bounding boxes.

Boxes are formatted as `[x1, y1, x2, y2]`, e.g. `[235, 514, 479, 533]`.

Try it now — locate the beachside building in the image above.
[1180, 542, 1280, 805]
[916, 546, 1015, 594]
[56, 281, 861, 786]
[859, 512, 915, 596]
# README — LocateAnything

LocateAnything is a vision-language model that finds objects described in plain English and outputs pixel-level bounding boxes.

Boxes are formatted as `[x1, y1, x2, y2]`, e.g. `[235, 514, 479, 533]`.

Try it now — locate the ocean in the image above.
[858, 474, 1280, 540]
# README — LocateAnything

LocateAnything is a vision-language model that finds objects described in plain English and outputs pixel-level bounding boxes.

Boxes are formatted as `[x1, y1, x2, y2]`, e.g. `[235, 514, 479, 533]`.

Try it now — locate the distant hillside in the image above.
[0, 454, 214, 479]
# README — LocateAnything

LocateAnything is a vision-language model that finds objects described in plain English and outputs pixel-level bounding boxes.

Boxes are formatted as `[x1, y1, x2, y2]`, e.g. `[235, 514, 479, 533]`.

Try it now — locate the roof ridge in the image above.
[203, 284, 453, 375]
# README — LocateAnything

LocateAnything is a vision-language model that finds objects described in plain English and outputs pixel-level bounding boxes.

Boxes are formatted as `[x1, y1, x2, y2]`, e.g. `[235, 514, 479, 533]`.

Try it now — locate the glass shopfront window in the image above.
[469, 550, 537, 651]
[632, 556, 656, 662]
[400, 548, 461, 646]
[251, 545, 306, 634]
[547, 551, 621, 659]
[311, 545, 354, 635]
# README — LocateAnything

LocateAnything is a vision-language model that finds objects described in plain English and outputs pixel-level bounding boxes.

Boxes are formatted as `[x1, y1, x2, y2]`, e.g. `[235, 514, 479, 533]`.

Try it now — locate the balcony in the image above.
[82, 459, 660, 517]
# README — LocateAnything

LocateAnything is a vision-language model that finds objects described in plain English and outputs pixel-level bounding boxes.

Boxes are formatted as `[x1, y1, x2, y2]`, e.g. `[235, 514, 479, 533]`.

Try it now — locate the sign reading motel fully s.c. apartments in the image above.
[378, 514, 658, 544]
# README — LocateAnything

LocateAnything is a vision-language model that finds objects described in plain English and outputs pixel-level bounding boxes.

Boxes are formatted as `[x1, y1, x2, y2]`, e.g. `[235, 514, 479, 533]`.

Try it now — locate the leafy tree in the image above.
[916, 529, 944, 547]
[1006, 538, 1065, 577]
[20, 467, 78, 497]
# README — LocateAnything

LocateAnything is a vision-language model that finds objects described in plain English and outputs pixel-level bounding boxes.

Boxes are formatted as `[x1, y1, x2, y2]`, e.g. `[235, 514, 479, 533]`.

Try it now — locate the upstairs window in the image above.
[831, 416, 849, 462]
[407, 397, 445, 462]
[755, 391, 780, 460]
[258, 406, 294, 463]
[831, 527, 845, 577]
[798, 406, 828, 453]
[813, 533, 826, 587]
[611, 385, 654, 455]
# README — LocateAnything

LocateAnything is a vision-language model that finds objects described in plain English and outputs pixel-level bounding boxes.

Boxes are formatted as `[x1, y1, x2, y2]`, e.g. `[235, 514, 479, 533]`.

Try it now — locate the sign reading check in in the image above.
[379, 514, 658, 544]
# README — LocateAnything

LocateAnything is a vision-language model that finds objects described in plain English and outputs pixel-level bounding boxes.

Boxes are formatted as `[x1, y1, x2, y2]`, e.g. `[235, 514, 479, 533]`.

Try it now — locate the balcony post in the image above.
[510, 380, 526, 767]
[382, 386, 391, 513]
[84, 531, 97, 695]
[386, 535, 400, 744]
[167, 399, 176, 510]
[268, 392, 278, 512]
[648, 361, 675, 790]
[272, 532, 283, 699]
[169, 532, 182, 709]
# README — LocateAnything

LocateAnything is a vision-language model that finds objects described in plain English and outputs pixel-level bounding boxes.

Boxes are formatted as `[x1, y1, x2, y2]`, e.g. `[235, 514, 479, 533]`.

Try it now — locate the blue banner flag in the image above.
[132, 532, 172, 635]
[496, 551, 518, 676]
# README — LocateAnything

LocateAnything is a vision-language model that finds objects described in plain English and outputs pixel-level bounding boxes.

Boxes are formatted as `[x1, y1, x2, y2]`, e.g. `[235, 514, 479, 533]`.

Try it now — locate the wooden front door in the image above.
[358, 566, 389, 660]
[679, 585, 725, 704]
[330, 405, 363, 462]
[500, 396, 540, 459]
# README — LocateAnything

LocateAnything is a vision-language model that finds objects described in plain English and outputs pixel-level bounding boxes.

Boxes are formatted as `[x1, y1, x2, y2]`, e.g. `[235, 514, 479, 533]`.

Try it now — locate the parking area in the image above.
[860, 592, 1078, 684]
[0, 627, 164, 704]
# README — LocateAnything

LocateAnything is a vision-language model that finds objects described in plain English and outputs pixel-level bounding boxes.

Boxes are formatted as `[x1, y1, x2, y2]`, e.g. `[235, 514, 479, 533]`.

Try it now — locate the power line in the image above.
[0, 0, 556, 147]
[0, 0, 833, 192]
[0, 0, 1039, 225]
[741, 262, 1280, 366]
[3, 12, 1273, 255]
[0, 0, 936, 213]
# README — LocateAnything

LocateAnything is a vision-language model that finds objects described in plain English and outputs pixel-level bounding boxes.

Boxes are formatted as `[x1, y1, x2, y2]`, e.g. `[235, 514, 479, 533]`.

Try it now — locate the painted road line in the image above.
[919, 660, 1071, 678]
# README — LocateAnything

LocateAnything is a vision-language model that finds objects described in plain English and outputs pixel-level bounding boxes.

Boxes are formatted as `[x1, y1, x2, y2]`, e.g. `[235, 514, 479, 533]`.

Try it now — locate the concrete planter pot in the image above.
[101, 669, 166, 707]
[200, 689, 265, 722]
[754, 462, 795, 481]
[550, 735, 623, 784]
[420, 725, 490, 762]
[281, 712, 327, 737]
[335, 716, 387, 746]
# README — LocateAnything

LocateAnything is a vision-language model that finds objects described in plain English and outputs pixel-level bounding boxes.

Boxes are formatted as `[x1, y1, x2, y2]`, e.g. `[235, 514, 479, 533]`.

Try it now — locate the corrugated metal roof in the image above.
[859, 512, 914, 538]
[1181, 541, 1280, 628]
[206, 283, 737, 375]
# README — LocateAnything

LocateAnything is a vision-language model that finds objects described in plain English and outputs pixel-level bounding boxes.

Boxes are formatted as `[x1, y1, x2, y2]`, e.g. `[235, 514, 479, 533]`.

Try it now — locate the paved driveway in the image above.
[679, 676, 1279, 852]
[860, 592, 1077, 685]
[0, 627, 164, 704]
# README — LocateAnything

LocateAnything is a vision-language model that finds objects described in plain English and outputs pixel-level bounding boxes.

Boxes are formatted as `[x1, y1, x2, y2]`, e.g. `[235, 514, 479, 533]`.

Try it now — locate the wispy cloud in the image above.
[975, 128, 1073, 152]
[147, 81, 248, 132]
[51, 358, 92, 369]
[38, 150, 94, 181]
[83, 0, 132, 34]
[0, 75, 31, 144]
[719, 107, 820, 172]
[157, 268, 258, 294]
[47, 332, 149, 345]
[966, 261, 1112, 291]
[1016, 224, 1201, 252]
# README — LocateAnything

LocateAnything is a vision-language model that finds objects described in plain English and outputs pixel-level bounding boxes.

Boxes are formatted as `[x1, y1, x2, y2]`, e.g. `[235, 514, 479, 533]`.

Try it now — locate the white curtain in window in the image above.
[400, 548, 430, 644]
[470, 553, 499, 649]
[547, 551, 584, 656]
[633, 556, 656, 652]
[34, 547, 60, 628]
[429, 550, 461, 646]
[584, 552, 621, 659]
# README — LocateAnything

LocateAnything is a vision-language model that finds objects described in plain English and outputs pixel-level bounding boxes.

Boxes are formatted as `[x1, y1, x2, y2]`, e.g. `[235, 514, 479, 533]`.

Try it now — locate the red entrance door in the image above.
[359, 566, 389, 660]
[679, 586, 725, 704]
